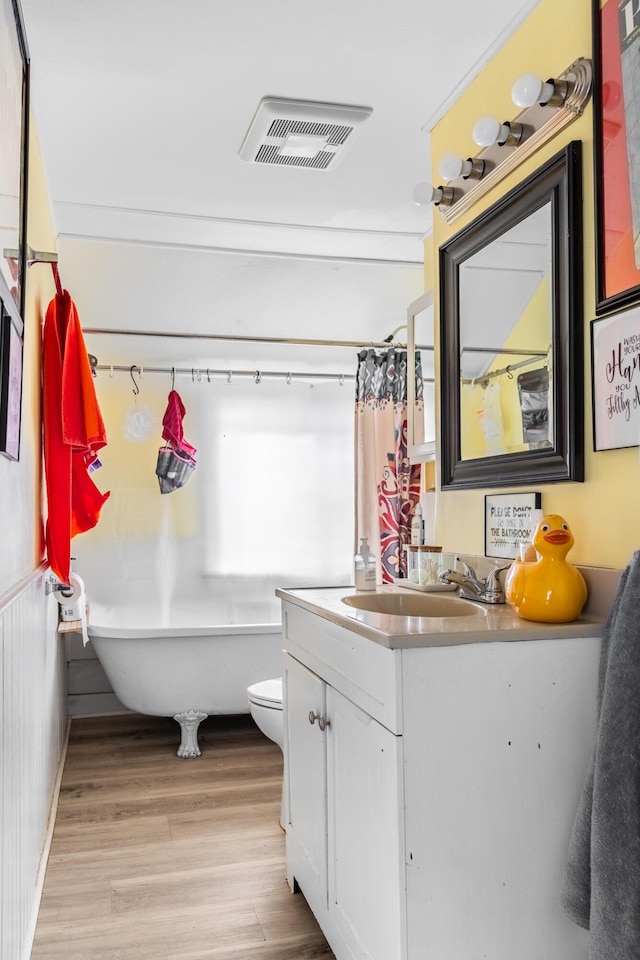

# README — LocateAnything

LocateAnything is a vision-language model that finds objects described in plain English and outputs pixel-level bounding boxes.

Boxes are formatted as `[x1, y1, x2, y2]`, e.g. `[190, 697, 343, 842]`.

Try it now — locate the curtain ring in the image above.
[286, 372, 292, 385]
[129, 365, 140, 395]
[255, 370, 261, 384]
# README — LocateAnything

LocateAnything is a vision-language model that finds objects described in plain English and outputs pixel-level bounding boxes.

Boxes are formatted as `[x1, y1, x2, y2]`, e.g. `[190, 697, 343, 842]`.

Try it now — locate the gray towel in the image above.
[560, 550, 640, 958]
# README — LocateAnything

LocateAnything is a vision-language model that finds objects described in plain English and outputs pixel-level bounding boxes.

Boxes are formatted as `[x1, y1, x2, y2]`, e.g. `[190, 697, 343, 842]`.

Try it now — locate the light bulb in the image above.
[472, 116, 523, 148]
[438, 153, 465, 182]
[472, 116, 507, 148]
[412, 182, 438, 205]
[511, 73, 556, 108]
[438, 154, 486, 183]
[411, 182, 453, 208]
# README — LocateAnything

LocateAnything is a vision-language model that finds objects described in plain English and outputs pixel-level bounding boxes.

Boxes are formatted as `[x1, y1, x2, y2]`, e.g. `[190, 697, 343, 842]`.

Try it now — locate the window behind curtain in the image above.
[200, 376, 354, 622]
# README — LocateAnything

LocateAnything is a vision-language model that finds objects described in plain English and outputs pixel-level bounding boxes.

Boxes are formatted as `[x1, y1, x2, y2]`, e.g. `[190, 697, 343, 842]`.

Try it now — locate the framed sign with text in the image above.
[485, 492, 542, 560]
[591, 307, 640, 450]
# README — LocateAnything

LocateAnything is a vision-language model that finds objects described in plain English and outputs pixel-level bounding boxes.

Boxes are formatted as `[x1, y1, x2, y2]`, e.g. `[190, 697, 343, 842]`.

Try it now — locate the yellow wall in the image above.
[0, 118, 57, 590]
[429, 0, 637, 570]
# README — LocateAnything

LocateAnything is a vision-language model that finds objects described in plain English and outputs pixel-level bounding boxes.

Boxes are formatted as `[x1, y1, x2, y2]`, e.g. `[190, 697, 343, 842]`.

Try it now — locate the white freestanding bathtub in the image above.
[88, 603, 283, 758]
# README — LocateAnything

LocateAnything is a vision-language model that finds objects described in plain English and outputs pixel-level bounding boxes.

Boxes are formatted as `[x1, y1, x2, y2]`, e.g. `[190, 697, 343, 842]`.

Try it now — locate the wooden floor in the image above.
[31, 713, 334, 960]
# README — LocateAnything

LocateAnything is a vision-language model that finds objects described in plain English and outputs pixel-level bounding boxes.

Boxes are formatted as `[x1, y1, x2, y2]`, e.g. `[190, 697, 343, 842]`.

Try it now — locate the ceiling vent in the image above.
[238, 97, 373, 171]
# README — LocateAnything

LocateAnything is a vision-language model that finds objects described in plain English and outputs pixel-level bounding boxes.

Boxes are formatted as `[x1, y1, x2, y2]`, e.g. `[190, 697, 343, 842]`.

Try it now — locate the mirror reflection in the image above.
[459, 203, 552, 460]
[407, 291, 436, 462]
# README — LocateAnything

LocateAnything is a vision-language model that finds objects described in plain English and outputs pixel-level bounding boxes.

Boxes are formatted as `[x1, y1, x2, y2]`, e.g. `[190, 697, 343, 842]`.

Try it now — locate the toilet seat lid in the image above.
[248, 677, 283, 708]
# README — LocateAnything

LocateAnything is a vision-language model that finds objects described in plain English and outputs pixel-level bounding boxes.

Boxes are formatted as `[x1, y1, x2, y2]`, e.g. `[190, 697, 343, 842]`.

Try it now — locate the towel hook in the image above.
[171, 367, 175, 390]
[506, 365, 514, 380]
[255, 370, 261, 384]
[206, 368, 210, 383]
[227, 370, 232, 383]
[339, 374, 345, 387]
[286, 372, 292, 385]
[130, 365, 140, 395]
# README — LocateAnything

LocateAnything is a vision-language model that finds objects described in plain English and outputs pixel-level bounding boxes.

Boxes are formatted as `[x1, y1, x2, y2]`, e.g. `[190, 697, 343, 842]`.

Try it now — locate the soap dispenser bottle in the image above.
[411, 503, 424, 546]
[354, 538, 377, 591]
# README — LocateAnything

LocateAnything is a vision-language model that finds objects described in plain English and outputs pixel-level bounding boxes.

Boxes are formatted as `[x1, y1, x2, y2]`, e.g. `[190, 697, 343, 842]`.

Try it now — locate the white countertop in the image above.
[275, 584, 605, 649]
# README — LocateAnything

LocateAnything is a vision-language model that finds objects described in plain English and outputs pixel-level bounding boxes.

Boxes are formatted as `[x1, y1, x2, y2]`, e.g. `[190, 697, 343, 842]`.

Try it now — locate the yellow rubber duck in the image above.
[504, 514, 587, 623]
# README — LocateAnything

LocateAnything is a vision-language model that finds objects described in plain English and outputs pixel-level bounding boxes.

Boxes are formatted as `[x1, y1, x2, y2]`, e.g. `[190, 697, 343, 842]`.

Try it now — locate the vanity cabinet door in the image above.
[285, 648, 406, 960]
[327, 686, 406, 960]
[284, 654, 328, 904]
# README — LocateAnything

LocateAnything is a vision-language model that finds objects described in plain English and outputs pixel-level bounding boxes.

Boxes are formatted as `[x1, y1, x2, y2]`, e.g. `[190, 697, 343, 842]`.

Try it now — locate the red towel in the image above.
[161, 390, 196, 457]
[43, 290, 110, 583]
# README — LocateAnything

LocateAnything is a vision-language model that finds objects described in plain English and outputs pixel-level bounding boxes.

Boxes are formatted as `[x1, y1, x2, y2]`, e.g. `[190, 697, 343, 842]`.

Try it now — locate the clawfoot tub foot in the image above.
[173, 710, 208, 758]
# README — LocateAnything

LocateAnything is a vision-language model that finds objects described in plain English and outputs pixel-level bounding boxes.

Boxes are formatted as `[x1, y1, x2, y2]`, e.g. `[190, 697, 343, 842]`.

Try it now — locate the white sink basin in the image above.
[341, 592, 486, 618]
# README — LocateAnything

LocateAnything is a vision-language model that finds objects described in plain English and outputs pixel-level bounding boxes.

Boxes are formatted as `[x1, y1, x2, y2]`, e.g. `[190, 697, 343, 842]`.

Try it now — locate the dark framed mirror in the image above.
[439, 141, 584, 490]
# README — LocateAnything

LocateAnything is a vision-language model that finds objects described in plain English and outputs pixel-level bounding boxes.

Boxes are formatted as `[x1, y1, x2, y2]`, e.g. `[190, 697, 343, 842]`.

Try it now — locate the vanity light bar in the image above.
[436, 57, 592, 224]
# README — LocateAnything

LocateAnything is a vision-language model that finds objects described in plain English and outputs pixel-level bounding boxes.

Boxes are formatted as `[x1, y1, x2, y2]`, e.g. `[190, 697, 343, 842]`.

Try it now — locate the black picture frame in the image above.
[0, 290, 24, 460]
[0, 0, 30, 330]
[593, 0, 640, 314]
[590, 306, 640, 451]
[439, 142, 584, 491]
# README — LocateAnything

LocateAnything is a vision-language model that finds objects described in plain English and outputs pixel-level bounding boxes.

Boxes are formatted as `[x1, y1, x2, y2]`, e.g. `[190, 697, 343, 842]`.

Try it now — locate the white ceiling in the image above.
[19, 0, 540, 372]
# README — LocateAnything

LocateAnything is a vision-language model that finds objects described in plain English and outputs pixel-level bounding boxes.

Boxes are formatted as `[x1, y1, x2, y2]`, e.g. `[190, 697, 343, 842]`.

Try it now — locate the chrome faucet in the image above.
[438, 559, 511, 604]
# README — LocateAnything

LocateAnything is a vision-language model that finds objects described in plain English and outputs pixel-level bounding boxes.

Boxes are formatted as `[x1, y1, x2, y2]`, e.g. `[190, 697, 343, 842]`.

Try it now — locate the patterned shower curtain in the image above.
[355, 348, 424, 583]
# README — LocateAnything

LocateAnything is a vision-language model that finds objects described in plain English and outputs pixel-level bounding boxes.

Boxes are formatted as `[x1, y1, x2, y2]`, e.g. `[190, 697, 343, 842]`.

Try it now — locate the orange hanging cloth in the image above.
[43, 286, 110, 584]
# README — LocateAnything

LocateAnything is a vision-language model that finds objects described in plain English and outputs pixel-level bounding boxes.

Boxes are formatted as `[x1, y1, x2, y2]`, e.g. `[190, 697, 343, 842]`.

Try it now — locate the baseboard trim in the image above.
[21, 716, 71, 960]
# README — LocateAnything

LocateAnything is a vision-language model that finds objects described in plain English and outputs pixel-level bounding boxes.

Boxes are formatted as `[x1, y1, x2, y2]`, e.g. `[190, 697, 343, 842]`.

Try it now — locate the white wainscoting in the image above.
[0, 570, 67, 960]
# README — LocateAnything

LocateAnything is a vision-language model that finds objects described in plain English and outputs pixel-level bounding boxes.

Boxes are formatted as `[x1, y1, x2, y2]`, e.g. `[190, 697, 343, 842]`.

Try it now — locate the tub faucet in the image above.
[439, 560, 511, 604]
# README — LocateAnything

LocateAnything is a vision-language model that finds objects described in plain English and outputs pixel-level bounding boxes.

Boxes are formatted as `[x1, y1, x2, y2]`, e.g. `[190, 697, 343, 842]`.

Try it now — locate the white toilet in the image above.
[247, 677, 283, 751]
[247, 677, 285, 827]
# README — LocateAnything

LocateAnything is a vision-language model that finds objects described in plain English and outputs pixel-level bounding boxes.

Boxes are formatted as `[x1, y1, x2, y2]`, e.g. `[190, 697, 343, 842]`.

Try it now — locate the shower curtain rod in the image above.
[83, 326, 431, 351]
[95, 363, 356, 383]
[95, 363, 436, 386]
[461, 347, 548, 356]
[461, 353, 547, 387]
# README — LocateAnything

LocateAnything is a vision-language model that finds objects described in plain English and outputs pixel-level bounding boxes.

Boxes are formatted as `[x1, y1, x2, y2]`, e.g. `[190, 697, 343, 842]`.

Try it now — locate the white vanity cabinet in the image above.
[280, 593, 602, 960]
[283, 608, 405, 960]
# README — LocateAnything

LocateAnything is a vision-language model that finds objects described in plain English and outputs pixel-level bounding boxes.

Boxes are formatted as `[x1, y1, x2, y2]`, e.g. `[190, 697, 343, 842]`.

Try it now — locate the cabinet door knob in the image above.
[308, 711, 330, 730]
